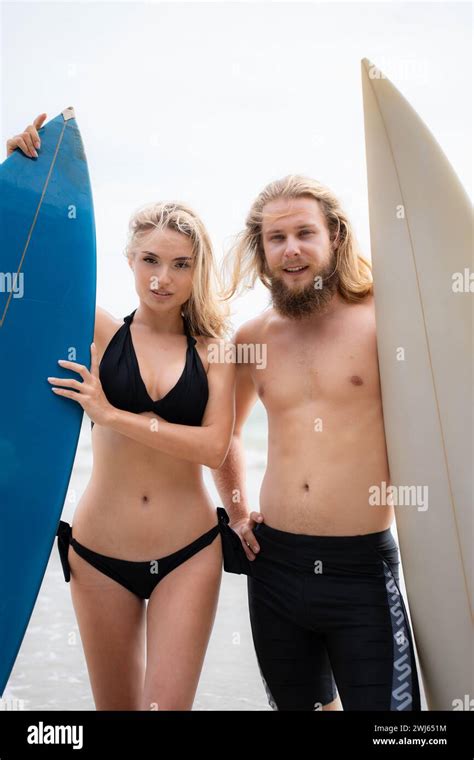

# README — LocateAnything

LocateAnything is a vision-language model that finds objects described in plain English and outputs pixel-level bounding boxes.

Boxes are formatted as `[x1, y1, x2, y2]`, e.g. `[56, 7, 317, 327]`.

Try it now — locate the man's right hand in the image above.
[6, 113, 47, 159]
[231, 511, 264, 561]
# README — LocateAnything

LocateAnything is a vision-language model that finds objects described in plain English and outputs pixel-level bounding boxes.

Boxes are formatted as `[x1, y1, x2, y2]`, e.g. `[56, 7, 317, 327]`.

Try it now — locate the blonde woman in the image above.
[7, 114, 236, 711]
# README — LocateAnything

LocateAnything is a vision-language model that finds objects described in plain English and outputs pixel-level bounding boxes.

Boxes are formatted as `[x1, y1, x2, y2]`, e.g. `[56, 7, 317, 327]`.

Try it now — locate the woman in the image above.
[7, 114, 237, 711]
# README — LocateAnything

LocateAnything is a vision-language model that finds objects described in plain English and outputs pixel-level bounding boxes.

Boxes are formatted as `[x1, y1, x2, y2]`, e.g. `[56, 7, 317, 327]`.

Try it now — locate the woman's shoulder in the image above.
[94, 306, 124, 354]
[194, 334, 236, 377]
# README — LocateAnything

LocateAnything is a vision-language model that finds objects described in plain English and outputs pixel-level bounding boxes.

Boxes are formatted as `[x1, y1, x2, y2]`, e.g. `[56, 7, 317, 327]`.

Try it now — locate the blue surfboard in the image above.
[0, 107, 96, 695]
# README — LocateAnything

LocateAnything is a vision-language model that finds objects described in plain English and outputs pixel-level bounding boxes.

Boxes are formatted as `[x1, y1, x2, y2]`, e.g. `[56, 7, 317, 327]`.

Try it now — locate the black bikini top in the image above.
[91, 309, 209, 429]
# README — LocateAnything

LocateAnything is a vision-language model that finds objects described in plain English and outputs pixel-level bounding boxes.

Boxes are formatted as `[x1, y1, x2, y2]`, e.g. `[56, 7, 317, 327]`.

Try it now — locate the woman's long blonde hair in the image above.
[222, 175, 373, 302]
[124, 201, 229, 338]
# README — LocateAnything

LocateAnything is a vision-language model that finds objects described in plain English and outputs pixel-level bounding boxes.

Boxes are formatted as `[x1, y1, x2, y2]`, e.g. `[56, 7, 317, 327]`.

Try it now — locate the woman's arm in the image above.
[94, 306, 122, 352]
[48, 338, 236, 469]
[107, 342, 235, 467]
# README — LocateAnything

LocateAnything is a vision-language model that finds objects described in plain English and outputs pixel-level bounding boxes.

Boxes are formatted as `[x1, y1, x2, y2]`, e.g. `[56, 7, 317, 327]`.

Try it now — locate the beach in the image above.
[3, 404, 426, 711]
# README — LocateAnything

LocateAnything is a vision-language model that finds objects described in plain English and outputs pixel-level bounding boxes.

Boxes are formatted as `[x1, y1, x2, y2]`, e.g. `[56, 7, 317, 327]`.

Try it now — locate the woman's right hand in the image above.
[6, 113, 47, 159]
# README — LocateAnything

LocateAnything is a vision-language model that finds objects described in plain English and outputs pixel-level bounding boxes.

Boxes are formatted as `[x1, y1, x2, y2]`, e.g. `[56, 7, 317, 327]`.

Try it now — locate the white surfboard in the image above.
[361, 58, 473, 710]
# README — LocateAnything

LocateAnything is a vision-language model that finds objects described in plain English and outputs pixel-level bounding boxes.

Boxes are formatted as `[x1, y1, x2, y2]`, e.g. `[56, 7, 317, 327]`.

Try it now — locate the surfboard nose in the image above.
[361, 58, 384, 82]
[62, 106, 75, 121]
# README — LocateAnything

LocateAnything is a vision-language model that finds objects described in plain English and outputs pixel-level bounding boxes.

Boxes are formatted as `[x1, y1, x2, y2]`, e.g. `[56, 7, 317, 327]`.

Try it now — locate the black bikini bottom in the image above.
[56, 507, 250, 600]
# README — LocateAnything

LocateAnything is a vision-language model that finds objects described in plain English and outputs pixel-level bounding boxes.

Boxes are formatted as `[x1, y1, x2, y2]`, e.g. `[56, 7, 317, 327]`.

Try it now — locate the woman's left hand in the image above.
[47, 343, 114, 426]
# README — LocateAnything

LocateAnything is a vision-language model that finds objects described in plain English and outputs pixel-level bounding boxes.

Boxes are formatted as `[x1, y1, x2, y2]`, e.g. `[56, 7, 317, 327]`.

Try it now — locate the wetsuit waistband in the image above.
[253, 521, 397, 569]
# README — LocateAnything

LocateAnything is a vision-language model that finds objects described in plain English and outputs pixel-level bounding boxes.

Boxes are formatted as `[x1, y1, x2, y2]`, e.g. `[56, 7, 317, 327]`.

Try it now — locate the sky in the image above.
[1, 1, 472, 329]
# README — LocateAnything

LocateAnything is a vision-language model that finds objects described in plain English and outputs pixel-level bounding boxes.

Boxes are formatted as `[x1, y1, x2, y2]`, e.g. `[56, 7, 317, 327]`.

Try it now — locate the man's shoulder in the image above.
[344, 292, 375, 318]
[343, 293, 377, 337]
[233, 309, 276, 344]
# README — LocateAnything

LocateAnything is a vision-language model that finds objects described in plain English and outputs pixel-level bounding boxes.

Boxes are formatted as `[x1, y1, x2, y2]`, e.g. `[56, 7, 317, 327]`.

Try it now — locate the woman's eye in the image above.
[176, 262, 191, 269]
[271, 235, 283, 241]
[144, 257, 157, 264]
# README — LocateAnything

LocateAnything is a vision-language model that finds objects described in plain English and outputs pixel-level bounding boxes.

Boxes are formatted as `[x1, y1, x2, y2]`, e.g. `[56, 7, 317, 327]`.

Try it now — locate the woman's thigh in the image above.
[68, 544, 147, 710]
[142, 536, 222, 711]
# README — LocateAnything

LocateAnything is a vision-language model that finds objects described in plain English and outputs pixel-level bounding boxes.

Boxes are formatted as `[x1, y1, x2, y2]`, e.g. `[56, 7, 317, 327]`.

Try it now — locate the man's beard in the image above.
[269, 256, 339, 319]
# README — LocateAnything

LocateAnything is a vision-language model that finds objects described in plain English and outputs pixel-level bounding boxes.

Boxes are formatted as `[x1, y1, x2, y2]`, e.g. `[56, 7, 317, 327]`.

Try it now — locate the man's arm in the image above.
[211, 323, 264, 558]
[211, 357, 258, 520]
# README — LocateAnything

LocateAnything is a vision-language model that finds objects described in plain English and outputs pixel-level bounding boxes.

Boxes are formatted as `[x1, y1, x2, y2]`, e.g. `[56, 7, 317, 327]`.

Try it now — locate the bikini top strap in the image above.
[123, 310, 136, 325]
[182, 313, 197, 347]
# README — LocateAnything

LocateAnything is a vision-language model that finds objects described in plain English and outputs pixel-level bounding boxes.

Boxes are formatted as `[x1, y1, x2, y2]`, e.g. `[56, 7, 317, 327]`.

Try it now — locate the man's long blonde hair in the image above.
[222, 175, 373, 301]
[125, 201, 229, 338]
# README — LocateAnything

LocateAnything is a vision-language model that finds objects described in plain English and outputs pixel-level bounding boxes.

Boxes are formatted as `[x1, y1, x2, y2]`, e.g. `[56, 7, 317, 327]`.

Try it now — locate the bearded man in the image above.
[213, 175, 421, 712]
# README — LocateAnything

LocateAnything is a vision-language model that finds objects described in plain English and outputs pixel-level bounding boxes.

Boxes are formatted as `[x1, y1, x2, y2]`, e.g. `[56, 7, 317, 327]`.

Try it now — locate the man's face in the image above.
[261, 196, 338, 318]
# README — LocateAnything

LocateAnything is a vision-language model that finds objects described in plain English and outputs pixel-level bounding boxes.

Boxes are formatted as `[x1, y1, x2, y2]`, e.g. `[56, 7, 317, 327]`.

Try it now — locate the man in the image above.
[212, 175, 421, 711]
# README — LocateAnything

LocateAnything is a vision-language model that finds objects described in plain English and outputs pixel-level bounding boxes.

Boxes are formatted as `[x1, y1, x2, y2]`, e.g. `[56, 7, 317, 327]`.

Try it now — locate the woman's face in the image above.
[128, 227, 195, 311]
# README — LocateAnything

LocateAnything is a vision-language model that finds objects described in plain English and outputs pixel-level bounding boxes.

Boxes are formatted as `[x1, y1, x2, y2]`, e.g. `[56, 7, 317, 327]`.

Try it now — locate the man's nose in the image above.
[283, 238, 301, 257]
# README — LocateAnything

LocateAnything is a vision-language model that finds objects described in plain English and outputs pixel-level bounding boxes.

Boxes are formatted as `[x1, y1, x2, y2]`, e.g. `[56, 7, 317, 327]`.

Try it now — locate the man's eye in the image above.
[271, 235, 284, 241]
